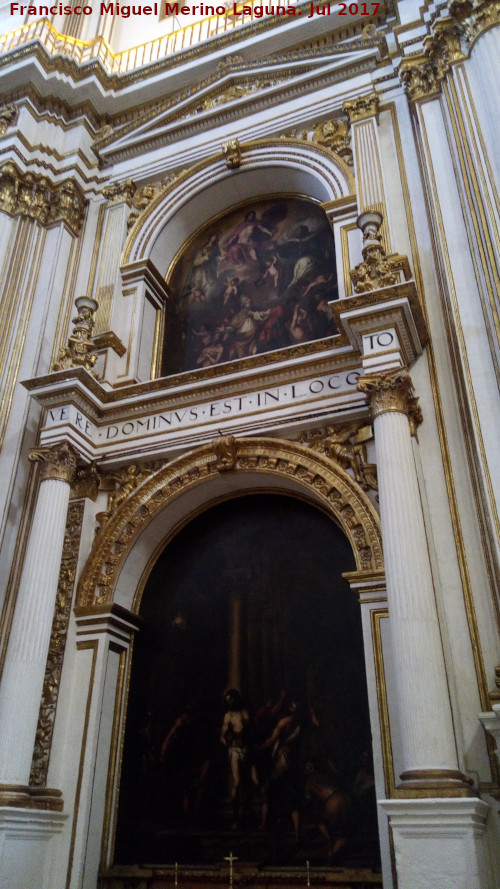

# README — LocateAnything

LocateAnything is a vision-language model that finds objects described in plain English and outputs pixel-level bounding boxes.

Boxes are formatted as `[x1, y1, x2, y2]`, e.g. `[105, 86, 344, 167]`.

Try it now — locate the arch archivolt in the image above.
[77, 436, 382, 611]
[121, 138, 356, 278]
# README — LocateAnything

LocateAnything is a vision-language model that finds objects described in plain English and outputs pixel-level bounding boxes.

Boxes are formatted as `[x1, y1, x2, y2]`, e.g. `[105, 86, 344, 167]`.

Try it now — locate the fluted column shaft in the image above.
[0, 443, 76, 786]
[359, 369, 468, 792]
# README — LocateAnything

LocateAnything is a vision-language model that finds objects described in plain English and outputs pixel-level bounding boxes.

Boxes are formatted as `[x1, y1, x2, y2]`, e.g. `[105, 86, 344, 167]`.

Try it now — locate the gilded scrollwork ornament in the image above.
[213, 434, 238, 471]
[96, 460, 164, 531]
[357, 367, 423, 435]
[52, 296, 99, 374]
[222, 138, 242, 169]
[311, 118, 353, 166]
[300, 423, 378, 492]
[399, 18, 465, 101]
[350, 210, 412, 293]
[29, 441, 78, 483]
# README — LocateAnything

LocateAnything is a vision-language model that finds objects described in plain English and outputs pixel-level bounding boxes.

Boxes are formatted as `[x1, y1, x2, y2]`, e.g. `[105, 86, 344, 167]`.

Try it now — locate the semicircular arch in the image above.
[77, 437, 382, 614]
[122, 138, 356, 279]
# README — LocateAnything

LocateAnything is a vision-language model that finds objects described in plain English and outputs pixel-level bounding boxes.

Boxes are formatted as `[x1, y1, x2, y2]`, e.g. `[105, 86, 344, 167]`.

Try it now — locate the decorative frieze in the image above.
[29, 501, 85, 787]
[52, 296, 99, 375]
[0, 162, 86, 235]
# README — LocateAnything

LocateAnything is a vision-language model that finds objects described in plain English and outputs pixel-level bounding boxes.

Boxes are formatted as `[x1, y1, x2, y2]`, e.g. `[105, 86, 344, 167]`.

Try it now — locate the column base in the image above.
[0, 784, 63, 811]
[380, 797, 491, 889]
[0, 807, 67, 889]
[393, 768, 475, 798]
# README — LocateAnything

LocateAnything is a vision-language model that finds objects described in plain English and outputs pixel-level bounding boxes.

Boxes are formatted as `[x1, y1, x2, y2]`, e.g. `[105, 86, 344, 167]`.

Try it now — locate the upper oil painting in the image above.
[161, 198, 338, 375]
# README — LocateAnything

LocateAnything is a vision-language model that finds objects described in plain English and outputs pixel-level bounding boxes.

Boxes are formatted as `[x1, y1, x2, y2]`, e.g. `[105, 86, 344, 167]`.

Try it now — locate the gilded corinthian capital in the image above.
[29, 442, 78, 483]
[357, 367, 423, 434]
[449, 0, 500, 47]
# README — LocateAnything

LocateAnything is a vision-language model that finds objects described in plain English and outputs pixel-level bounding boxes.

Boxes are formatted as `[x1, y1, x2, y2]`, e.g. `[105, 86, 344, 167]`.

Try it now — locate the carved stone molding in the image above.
[300, 423, 377, 492]
[102, 178, 136, 206]
[77, 438, 383, 607]
[0, 161, 87, 235]
[29, 501, 85, 786]
[52, 296, 99, 374]
[449, 0, 500, 47]
[222, 138, 242, 169]
[399, 18, 465, 101]
[343, 92, 379, 123]
[0, 103, 18, 135]
[29, 441, 78, 484]
[357, 367, 423, 434]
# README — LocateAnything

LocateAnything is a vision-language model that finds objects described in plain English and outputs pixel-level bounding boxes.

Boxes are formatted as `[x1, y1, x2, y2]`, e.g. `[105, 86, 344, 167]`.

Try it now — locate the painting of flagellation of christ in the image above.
[161, 198, 339, 375]
[114, 495, 381, 875]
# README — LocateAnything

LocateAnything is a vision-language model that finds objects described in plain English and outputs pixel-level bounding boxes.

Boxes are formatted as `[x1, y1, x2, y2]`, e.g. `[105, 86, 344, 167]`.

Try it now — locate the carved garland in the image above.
[30, 500, 85, 786]
[77, 438, 383, 609]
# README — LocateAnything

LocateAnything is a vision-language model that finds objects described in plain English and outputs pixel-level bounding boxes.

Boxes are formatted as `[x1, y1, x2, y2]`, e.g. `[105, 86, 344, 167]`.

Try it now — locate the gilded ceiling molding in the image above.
[358, 367, 423, 436]
[29, 442, 78, 484]
[52, 296, 99, 375]
[29, 501, 85, 787]
[399, 18, 465, 102]
[449, 0, 500, 48]
[0, 103, 18, 135]
[0, 161, 87, 236]
[76, 438, 383, 609]
[343, 92, 380, 124]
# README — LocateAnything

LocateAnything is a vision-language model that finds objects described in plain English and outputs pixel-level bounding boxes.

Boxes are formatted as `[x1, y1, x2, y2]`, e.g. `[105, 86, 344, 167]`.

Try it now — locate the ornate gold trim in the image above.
[449, 0, 500, 49]
[0, 162, 87, 236]
[343, 92, 380, 124]
[0, 784, 63, 811]
[357, 368, 423, 435]
[53, 296, 99, 375]
[76, 437, 383, 608]
[29, 441, 78, 484]
[399, 18, 465, 102]
[29, 502, 85, 787]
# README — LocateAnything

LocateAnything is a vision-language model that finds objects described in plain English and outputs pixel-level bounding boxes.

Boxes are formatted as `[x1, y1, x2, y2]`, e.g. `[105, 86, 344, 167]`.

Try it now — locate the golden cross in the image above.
[224, 851, 239, 889]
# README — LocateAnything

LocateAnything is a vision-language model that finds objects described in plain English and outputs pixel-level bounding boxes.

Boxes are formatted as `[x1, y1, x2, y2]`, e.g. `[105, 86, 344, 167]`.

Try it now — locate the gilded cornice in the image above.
[449, 0, 500, 48]
[102, 178, 135, 206]
[399, 18, 465, 101]
[0, 161, 87, 235]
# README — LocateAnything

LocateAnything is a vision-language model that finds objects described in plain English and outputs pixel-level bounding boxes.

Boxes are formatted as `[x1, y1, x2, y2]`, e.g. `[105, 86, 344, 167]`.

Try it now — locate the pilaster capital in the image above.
[29, 442, 78, 484]
[343, 92, 379, 124]
[102, 178, 136, 207]
[0, 162, 86, 235]
[449, 0, 500, 48]
[357, 367, 423, 433]
[399, 18, 465, 102]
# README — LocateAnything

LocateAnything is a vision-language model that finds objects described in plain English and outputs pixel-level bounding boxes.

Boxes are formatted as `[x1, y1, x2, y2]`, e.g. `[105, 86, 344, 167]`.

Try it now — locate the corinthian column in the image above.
[0, 442, 77, 789]
[358, 368, 471, 794]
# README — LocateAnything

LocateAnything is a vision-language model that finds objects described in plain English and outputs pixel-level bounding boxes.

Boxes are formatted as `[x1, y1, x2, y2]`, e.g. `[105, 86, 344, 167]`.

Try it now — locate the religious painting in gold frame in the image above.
[113, 494, 380, 878]
[161, 198, 338, 376]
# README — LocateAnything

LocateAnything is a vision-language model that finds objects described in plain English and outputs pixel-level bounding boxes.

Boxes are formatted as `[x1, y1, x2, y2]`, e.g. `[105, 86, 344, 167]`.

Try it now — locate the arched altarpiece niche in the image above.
[77, 437, 383, 611]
